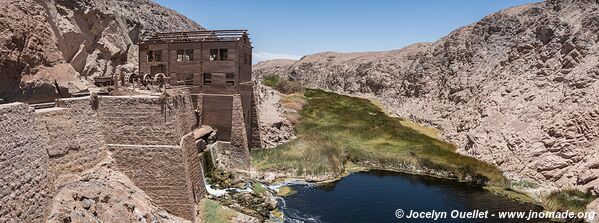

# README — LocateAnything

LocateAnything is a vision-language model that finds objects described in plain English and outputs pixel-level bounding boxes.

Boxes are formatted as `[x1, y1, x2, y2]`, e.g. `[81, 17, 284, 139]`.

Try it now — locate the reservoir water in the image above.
[280, 170, 546, 223]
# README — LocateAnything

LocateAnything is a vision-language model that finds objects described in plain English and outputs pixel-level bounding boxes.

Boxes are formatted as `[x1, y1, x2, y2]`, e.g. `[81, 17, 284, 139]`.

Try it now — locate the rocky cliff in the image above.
[0, 0, 203, 103]
[254, 0, 599, 194]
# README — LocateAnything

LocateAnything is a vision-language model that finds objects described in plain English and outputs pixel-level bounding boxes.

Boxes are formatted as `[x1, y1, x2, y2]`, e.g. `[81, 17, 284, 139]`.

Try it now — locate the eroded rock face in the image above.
[588, 199, 599, 223]
[253, 83, 295, 148]
[254, 0, 599, 193]
[0, 0, 203, 103]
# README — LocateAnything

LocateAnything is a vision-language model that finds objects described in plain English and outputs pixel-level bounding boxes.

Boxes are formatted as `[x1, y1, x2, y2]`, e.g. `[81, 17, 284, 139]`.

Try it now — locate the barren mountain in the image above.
[0, 0, 203, 103]
[254, 0, 599, 194]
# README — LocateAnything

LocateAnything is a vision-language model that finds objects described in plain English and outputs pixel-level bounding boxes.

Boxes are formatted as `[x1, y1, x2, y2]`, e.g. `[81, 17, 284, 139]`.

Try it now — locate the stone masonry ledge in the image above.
[105, 144, 181, 148]
[0, 102, 25, 109]
[99, 95, 162, 99]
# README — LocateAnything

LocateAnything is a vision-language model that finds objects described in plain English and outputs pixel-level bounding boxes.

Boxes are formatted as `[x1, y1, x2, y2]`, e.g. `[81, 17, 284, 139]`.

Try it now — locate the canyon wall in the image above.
[254, 0, 599, 194]
[0, 0, 203, 103]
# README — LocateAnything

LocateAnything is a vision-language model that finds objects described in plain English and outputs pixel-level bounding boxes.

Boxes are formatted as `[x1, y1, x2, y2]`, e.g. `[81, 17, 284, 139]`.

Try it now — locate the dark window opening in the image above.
[226, 73, 235, 86]
[177, 49, 193, 61]
[220, 49, 228, 61]
[209, 48, 230, 61]
[210, 49, 218, 61]
[203, 73, 212, 85]
[147, 50, 162, 62]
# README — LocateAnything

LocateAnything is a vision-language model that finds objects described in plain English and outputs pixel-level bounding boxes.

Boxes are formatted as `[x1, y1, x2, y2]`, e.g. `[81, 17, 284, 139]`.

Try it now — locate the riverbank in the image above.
[252, 89, 506, 185]
[250, 88, 597, 218]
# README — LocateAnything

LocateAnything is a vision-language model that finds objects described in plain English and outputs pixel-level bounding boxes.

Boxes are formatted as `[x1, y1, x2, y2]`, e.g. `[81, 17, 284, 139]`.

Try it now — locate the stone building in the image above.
[0, 30, 260, 223]
[138, 30, 257, 153]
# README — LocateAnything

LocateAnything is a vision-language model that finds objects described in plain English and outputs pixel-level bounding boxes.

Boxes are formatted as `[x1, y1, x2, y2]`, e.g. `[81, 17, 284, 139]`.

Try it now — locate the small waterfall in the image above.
[204, 179, 227, 196]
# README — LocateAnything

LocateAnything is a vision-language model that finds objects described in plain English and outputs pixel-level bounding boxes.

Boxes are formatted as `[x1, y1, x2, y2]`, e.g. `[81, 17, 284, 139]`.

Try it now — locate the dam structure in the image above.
[0, 30, 260, 222]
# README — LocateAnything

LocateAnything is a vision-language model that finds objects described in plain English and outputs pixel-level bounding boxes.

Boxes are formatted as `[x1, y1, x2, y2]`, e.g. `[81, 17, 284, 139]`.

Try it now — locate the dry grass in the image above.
[399, 119, 440, 139]
[544, 189, 597, 212]
[203, 199, 239, 223]
[281, 93, 305, 124]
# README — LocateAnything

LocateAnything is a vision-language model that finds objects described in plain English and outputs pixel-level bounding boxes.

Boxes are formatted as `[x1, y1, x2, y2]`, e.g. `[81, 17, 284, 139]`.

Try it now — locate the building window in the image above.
[244, 53, 249, 65]
[203, 73, 212, 85]
[177, 49, 193, 61]
[185, 73, 194, 85]
[147, 50, 162, 62]
[210, 49, 230, 61]
[220, 49, 228, 61]
[226, 73, 235, 86]
[210, 49, 218, 61]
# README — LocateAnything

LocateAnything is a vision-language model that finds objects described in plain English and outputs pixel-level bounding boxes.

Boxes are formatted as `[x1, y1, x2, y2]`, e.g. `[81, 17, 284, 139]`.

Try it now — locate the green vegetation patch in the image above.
[545, 189, 597, 213]
[203, 199, 239, 223]
[484, 186, 537, 204]
[262, 74, 281, 88]
[252, 182, 267, 195]
[251, 89, 507, 186]
[262, 74, 304, 94]
[277, 186, 297, 197]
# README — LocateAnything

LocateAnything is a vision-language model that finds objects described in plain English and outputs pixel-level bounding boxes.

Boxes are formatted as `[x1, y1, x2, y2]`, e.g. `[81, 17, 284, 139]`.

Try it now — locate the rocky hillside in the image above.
[254, 0, 599, 194]
[0, 0, 203, 103]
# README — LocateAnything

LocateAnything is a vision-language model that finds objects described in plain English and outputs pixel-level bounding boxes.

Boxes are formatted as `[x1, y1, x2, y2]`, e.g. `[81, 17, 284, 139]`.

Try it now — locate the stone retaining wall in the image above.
[107, 144, 199, 220]
[0, 89, 249, 222]
[0, 103, 52, 222]
[98, 95, 184, 145]
[36, 97, 107, 180]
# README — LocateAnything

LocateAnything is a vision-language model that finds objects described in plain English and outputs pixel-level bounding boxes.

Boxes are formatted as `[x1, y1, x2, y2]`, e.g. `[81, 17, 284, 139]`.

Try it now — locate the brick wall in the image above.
[107, 144, 197, 220]
[36, 97, 107, 179]
[0, 103, 52, 222]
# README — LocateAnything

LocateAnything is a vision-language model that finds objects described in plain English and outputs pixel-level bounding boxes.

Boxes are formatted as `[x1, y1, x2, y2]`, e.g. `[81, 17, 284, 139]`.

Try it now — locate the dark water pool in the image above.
[280, 170, 546, 223]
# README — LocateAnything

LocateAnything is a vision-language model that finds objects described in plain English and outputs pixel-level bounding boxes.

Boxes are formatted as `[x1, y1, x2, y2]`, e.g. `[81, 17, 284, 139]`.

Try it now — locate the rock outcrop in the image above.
[253, 83, 295, 148]
[0, 0, 203, 103]
[254, 0, 599, 194]
[588, 199, 599, 223]
[252, 59, 296, 81]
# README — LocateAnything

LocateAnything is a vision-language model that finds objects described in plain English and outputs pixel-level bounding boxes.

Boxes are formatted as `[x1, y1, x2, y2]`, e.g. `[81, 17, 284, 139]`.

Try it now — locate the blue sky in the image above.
[154, 0, 540, 63]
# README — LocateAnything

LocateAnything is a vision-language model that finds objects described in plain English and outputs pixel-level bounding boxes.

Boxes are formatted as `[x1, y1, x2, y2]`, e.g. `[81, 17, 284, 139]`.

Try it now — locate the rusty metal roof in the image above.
[142, 30, 250, 43]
